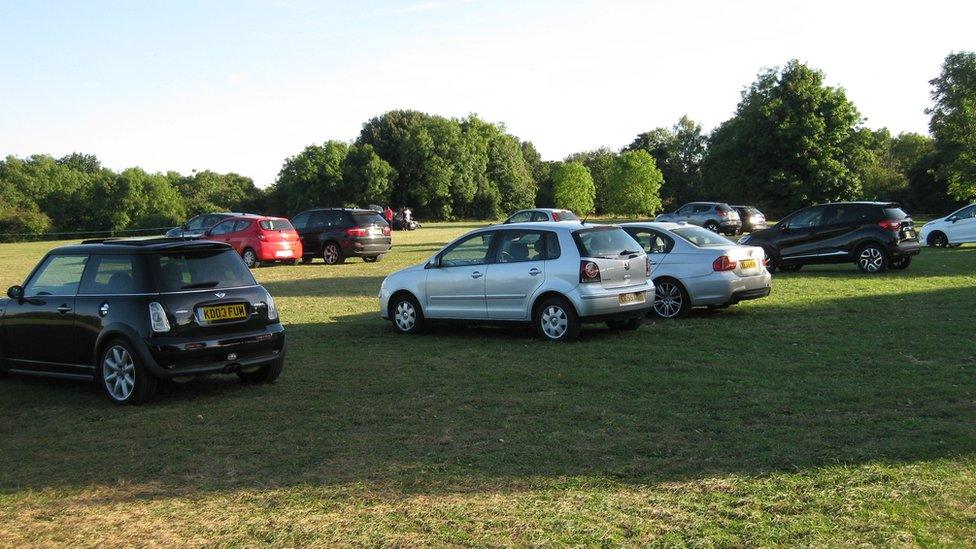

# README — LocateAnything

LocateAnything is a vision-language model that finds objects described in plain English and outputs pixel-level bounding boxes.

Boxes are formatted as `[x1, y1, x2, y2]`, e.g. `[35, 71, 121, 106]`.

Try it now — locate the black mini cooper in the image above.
[0, 238, 286, 404]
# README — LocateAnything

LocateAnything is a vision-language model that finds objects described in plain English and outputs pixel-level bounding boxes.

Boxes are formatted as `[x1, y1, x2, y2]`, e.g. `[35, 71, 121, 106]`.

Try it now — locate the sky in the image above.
[1, 0, 974, 187]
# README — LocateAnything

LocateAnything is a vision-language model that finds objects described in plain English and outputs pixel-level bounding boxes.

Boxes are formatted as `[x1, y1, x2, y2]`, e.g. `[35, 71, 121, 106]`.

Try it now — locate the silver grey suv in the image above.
[655, 202, 742, 235]
[379, 222, 654, 341]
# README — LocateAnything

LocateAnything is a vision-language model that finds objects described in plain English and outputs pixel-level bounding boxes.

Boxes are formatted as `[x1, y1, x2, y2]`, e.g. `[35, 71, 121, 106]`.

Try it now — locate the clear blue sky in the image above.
[2, 0, 974, 186]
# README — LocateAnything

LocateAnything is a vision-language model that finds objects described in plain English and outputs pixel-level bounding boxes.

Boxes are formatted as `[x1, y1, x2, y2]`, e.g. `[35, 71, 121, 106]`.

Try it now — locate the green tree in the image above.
[565, 148, 616, 214]
[551, 161, 595, 215]
[488, 133, 536, 215]
[702, 60, 869, 215]
[605, 150, 663, 216]
[273, 141, 350, 214]
[928, 51, 976, 201]
[627, 116, 706, 208]
[342, 143, 396, 206]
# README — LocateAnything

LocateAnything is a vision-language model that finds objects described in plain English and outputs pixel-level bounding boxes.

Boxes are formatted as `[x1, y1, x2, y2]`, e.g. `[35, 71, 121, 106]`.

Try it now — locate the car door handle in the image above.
[471, 271, 483, 279]
[528, 268, 542, 276]
[57, 305, 72, 314]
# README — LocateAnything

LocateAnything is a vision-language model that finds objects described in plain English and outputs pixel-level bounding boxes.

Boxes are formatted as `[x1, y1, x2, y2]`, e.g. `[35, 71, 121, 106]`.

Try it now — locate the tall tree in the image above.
[551, 161, 595, 215]
[273, 141, 349, 214]
[341, 143, 396, 207]
[928, 51, 976, 201]
[605, 150, 663, 216]
[702, 60, 869, 215]
[565, 148, 616, 214]
[626, 116, 706, 208]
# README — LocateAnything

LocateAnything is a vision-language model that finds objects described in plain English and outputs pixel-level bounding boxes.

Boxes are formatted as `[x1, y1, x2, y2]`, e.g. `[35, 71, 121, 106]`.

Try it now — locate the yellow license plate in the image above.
[618, 292, 645, 305]
[741, 259, 757, 269]
[201, 304, 247, 322]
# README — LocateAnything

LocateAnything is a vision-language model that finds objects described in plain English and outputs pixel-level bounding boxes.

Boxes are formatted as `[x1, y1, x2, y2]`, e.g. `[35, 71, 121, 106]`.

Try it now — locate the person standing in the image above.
[383, 205, 394, 226]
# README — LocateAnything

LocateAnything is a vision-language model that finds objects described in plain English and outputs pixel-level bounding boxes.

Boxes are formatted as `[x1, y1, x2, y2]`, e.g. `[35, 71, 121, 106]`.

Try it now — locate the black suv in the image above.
[0, 238, 286, 404]
[291, 208, 392, 264]
[738, 202, 920, 273]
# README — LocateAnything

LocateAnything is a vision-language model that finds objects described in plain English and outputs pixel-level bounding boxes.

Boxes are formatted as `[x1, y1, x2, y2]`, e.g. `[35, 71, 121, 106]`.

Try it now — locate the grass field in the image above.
[1, 223, 974, 546]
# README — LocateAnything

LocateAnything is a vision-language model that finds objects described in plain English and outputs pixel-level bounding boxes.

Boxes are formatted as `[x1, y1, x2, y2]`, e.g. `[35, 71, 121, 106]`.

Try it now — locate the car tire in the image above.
[242, 248, 260, 268]
[704, 221, 719, 233]
[390, 293, 425, 335]
[856, 243, 889, 273]
[237, 356, 284, 384]
[322, 242, 345, 265]
[363, 255, 383, 263]
[606, 318, 642, 331]
[535, 296, 580, 342]
[890, 256, 912, 270]
[98, 339, 157, 405]
[927, 231, 949, 248]
[651, 278, 691, 319]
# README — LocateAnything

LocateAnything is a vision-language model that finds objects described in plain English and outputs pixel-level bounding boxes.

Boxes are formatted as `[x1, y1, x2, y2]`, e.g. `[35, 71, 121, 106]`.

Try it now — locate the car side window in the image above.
[291, 212, 310, 230]
[956, 205, 976, 219]
[677, 204, 693, 215]
[507, 211, 532, 223]
[235, 220, 253, 232]
[80, 255, 146, 295]
[496, 231, 548, 263]
[210, 220, 238, 236]
[531, 212, 550, 222]
[24, 255, 88, 296]
[185, 215, 207, 231]
[439, 233, 495, 267]
[309, 211, 328, 229]
[694, 204, 712, 213]
[787, 207, 825, 229]
[545, 232, 561, 259]
[625, 229, 672, 254]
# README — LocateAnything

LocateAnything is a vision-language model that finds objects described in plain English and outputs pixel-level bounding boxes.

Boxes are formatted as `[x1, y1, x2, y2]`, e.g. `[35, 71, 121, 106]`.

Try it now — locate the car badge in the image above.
[215, 292, 226, 299]
[624, 263, 631, 270]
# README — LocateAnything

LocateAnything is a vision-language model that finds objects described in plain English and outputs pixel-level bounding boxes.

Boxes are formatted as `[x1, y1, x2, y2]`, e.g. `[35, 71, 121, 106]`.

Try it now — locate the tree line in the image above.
[1, 52, 973, 241]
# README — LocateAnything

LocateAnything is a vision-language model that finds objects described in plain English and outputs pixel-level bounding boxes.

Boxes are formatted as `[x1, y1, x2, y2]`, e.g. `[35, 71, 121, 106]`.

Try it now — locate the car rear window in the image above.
[671, 226, 734, 247]
[555, 210, 579, 221]
[883, 207, 909, 219]
[152, 250, 257, 292]
[573, 227, 642, 258]
[716, 204, 734, 213]
[260, 219, 294, 231]
[353, 212, 388, 227]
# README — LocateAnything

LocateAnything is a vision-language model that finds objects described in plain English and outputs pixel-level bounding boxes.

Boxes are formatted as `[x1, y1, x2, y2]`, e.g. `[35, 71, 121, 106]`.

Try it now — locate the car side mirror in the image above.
[426, 256, 440, 269]
[7, 285, 23, 301]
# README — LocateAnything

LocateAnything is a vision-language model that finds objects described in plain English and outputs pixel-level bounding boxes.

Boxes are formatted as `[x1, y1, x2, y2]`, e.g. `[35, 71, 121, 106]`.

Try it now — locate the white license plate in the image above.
[275, 250, 293, 258]
[618, 292, 645, 305]
[369, 227, 381, 235]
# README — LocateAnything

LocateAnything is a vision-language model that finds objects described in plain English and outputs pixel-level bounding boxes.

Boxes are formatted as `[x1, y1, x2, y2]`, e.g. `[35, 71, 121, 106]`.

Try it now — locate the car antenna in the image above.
[582, 211, 590, 225]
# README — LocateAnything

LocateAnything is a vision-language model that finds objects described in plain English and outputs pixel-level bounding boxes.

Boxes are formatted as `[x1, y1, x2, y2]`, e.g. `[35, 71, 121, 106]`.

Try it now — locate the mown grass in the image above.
[0, 222, 974, 546]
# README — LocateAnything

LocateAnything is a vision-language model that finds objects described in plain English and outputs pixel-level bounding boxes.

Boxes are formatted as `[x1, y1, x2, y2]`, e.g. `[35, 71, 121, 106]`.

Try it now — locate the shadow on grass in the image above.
[1, 285, 974, 500]
[262, 275, 385, 298]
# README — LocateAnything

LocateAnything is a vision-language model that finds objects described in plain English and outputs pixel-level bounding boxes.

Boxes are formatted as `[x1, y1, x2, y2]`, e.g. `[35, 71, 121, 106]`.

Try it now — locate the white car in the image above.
[503, 208, 579, 224]
[379, 222, 653, 341]
[918, 204, 976, 247]
[620, 222, 772, 318]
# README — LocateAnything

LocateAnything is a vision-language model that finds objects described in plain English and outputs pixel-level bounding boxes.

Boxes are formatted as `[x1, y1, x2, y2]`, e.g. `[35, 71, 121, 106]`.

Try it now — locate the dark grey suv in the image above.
[291, 208, 393, 264]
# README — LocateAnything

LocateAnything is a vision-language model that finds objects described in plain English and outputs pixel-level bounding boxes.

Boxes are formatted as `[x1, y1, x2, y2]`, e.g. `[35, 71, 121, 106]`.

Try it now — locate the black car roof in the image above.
[299, 207, 377, 213]
[53, 238, 234, 255]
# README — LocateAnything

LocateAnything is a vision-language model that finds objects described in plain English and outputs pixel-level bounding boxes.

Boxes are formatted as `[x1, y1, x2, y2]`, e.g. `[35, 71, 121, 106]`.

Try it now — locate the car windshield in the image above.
[573, 227, 641, 257]
[152, 250, 256, 292]
[260, 219, 293, 231]
[672, 227, 734, 247]
[353, 212, 388, 227]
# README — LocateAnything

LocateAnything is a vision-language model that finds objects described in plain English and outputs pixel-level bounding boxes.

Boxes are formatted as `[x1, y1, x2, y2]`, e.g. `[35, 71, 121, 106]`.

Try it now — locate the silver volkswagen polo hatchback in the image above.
[379, 222, 654, 341]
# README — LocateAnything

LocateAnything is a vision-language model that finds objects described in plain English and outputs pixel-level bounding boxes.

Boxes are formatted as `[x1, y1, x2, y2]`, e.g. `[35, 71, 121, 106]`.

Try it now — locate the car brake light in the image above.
[716, 208, 726, 217]
[346, 227, 367, 237]
[712, 255, 737, 271]
[149, 302, 171, 333]
[552, 212, 561, 221]
[264, 290, 278, 321]
[878, 220, 901, 231]
[382, 226, 391, 236]
[580, 260, 601, 283]
[646, 255, 652, 275]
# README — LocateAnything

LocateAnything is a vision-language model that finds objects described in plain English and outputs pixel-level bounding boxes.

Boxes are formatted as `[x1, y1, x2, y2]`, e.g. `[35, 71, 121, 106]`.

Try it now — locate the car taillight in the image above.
[382, 226, 391, 236]
[149, 302, 171, 333]
[552, 212, 561, 221]
[712, 255, 737, 271]
[346, 227, 367, 237]
[264, 290, 278, 321]
[716, 208, 727, 217]
[646, 255, 652, 275]
[580, 260, 601, 283]
[878, 220, 902, 231]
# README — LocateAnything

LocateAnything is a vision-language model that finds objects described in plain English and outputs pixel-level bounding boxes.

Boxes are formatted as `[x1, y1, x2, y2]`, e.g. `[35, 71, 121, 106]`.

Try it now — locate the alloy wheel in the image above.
[103, 345, 135, 402]
[931, 233, 948, 247]
[394, 300, 417, 332]
[858, 246, 884, 273]
[540, 305, 569, 339]
[654, 282, 683, 318]
[323, 244, 340, 264]
[242, 249, 256, 268]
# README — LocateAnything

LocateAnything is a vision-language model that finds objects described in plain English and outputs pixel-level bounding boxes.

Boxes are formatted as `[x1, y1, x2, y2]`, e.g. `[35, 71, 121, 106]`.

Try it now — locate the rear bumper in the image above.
[344, 237, 392, 257]
[687, 271, 772, 307]
[729, 286, 771, 304]
[572, 281, 655, 321]
[890, 239, 920, 258]
[140, 324, 286, 378]
[257, 241, 302, 261]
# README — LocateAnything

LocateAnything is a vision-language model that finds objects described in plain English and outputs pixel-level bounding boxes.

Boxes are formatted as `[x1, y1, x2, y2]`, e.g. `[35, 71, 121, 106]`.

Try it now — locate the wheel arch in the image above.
[93, 324, 155, 372]
[531, 290, 578, 320]
[927, 230, 948, 246]
[388, 289, 422, 319]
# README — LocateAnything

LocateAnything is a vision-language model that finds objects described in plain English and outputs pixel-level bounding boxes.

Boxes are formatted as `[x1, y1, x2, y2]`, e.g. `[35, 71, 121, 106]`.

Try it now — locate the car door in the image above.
[815, 205, 869, 257]
[228, 220, 253, 251]
[3, 254, 89, 374]
[623, 227, 673, 277]
[674, 204, 694, 222]
[691, 204, 712, 226]
[777, 206, 827, 259]
[949, 205, 976, 242]
[486, 230, 550, 320]
[74, 254, 151, 368]
[208, 219, 240, 251]
[424, 231, 495, 320]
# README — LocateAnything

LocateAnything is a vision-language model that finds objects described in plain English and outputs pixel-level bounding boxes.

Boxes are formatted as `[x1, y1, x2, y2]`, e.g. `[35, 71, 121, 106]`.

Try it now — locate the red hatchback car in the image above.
[204, 215, 303, 268]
